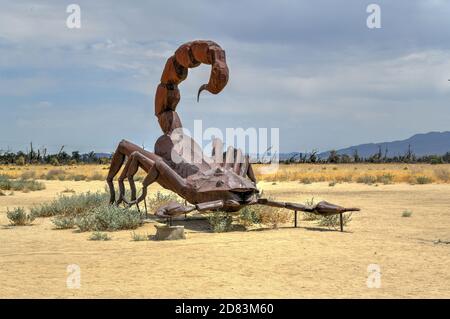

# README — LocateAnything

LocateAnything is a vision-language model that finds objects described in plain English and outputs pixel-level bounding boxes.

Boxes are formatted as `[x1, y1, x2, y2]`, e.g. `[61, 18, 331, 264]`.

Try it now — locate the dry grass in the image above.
[254, 163, 450, 184]
[1, 163, 450, 184]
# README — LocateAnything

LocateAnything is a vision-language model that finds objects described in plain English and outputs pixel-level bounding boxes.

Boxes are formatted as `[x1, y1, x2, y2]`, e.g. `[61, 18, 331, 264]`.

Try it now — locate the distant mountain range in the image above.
[277, 131, 450, 161]
[318, 131, 450, 159]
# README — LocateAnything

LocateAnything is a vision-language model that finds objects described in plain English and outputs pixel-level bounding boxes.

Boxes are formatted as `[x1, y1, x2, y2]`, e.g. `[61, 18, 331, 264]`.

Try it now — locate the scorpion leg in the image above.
[106, 140, 160, 205]
[122, 152, 159, 208]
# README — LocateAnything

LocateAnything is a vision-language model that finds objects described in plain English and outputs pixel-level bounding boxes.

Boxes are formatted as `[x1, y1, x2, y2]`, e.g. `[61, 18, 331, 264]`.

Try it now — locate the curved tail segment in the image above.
[155, 40, 229, 135]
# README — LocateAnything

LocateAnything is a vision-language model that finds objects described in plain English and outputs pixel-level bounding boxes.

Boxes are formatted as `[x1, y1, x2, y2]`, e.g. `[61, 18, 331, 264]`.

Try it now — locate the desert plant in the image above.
[7, 207, 35, 226]
[238, 206, 261, 227]
[299, 177, 313, 184]
[434, 168, 450, 182]
[73, 174, 87, 181]
[30, 191, 108, 217]
[302, 197, 320, 221]
[88, 172, 104, 181]
[51, 215, 75, 229]
[0, 176, 45, 192]
[402, 210, 413, 217]
[89, 231, 111, 241]
[258, 207, 291, 229]
[146, 191, 183, 211]
[208, 211, 233, 233]
[45, 169, 66, 180]
[75, 205, 142, 232]
[376, 173, 394, 185]
[131, 231, 149, 241]
[328, 181, 337, 187]
[415, 176, 433, 184]
[61, 187, 75, 193]
[317, 213, 352, 230]
[356, 175, 377, 185]
[20, 170, 36, 180]
[15, 156, 26, 166]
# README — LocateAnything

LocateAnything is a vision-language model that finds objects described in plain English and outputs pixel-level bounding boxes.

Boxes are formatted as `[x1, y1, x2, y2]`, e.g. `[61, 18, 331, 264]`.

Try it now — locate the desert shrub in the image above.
[376, 173, 394, 185]
[299, 177, 313, 184]
[0, 175, 45, 192]
[45, 169, 66, 180]
[415, 176, 433, 184]
[258, 207, 291, 229]
[147, 191, 183, 211]
[7, 207, 35, 226]
[238, 206, 261, 227]
[30, 192, 108, 217]
[75, 205, 142, 232]
[317, 213, 352, 230]
[131, 231, 149, 241]
[335, 174, 353, 183]
[52, 215, 75, 229]
[88, 172, 104, 181]
[208, 211, 233, 233]
[402, 210, 413, 217]
[434, 169, 450, 183]
[50, 158, 59, 166]
[0, 190, 6, 196]
[328, 181, 336, 187]
[356, 175, 377, 185]
[89, 232, 111, 241]
[302, 197, 320, 221]
[73, 174, 87, 181]
[15, 156, 26, 166]
[62, 188, 75, 193]
[21, 170, 36, 180]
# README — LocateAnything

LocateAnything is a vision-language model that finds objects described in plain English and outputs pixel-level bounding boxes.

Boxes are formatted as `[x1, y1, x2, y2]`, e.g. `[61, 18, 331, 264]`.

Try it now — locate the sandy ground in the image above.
[0, 180, 449, 298]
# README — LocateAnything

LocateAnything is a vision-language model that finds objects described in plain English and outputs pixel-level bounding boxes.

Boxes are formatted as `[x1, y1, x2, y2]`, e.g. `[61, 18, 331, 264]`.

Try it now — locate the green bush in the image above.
[402, 210, 413, 217]
[415, 176, 432, 184]
[45, 169, 66, 180]
[30, 192, 108, 217]
[131, 231, 149, 241]
[21, 170, 36, 180]
[356, 175, 377, 185]
[75, 205, 142, 232]
[52, 215, 75, 229]
[147, 191, 183, 211]
[15, 156, 26, 166]
[89, 232, 111, 241]
[73, 174, 87, 181]
[7, 207, 35, 226]
[0, 175, 45, 192]
[88, 172, 104, 181]
[376, 174, 394, 185]
[238, 206, 261, 227]
[302, 197, 320, 221]
[317, 213, 352, 230]
[208, 211, 233, 233]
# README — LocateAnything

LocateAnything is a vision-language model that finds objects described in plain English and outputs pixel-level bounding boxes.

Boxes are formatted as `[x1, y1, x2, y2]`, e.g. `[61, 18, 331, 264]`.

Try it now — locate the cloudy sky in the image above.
[1, 0, 449, 154]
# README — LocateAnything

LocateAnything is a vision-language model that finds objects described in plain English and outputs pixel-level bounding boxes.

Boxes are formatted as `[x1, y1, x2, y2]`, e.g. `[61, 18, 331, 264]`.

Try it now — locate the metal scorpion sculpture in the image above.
[106, 40, 359, 226]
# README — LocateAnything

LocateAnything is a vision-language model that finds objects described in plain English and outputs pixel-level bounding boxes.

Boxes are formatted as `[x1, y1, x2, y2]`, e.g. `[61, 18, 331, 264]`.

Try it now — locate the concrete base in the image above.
[154, 225, 186, 241]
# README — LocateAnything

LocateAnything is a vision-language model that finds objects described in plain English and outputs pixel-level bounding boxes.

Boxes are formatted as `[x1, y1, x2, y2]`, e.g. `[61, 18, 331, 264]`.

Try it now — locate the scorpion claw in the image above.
[197, 84, 208, 102]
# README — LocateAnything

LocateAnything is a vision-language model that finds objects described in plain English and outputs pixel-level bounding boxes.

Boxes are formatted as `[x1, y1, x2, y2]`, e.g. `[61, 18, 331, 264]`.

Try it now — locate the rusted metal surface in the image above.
[106, 40, 360, 224]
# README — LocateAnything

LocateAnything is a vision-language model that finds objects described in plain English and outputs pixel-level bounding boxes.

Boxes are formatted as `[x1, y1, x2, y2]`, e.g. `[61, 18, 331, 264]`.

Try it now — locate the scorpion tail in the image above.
[155, 40, 229, 134]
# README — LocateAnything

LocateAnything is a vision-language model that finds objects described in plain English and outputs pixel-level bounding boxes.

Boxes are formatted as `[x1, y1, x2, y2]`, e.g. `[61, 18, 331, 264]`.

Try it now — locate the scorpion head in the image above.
[190, 166, 258, 212]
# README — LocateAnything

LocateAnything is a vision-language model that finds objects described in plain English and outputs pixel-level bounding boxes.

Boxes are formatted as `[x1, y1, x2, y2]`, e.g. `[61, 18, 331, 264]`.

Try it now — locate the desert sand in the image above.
[1, 180, 449, 298]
